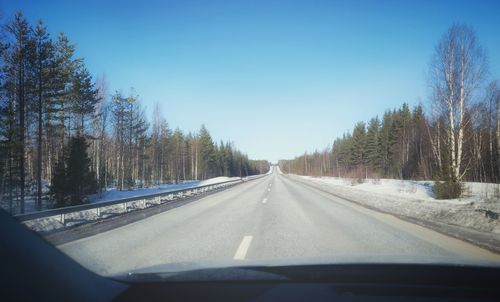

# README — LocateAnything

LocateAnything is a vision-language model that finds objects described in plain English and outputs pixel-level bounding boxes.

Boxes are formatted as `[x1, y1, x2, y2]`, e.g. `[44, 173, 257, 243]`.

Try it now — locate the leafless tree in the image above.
[429, 24, 487, 181]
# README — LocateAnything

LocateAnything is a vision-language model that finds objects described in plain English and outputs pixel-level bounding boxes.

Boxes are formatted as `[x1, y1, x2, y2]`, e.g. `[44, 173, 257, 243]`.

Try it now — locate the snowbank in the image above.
[289, 175, 500, 235]
[199, 177, 240, 186]
[87, 181, 200, 203]
[86, 176, 242, 203]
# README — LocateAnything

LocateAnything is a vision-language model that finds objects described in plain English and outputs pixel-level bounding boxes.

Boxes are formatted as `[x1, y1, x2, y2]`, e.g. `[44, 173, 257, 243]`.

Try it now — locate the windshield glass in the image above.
[1, 1, 500, 277]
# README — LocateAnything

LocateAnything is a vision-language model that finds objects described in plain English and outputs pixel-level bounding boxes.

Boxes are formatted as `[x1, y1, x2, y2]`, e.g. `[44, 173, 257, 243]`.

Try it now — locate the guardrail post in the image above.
[124, 202, 127, 212]
[60, 213, 65, 225]
[96, 207, 101, 217]
[142, 199, 146, 208]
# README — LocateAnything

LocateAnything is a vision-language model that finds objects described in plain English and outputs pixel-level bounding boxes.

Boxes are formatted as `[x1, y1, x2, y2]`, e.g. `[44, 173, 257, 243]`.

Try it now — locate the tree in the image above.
[484, 81, 499, 183]
[365, 117, 380, 174]
[1, 12, 33, 213]
[429, 24, 487, 183]
[393, 103, 412, 178]
[50, 136, 96, 207]
[31, 20, 54, 209]
[66, 136, 96, 204]
[49, 157, 66, 206]
[198, 125, 215, 179]
[71, 65, 99, 135]
[49, 32, 78, 163]
[350, 121, 366, 177]
[91, 75, 109, 193]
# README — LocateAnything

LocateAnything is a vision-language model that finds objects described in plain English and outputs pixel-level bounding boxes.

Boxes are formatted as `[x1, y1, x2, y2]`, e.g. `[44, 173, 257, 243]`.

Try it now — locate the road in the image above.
[60, 168, 500, 276]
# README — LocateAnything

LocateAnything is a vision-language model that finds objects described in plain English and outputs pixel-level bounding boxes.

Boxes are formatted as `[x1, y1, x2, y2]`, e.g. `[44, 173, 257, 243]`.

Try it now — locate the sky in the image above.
[1, 0, 499, 163]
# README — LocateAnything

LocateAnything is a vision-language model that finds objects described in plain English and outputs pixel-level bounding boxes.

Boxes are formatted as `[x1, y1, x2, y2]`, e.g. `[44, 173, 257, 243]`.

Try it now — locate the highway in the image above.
[59, 168, 500, 276]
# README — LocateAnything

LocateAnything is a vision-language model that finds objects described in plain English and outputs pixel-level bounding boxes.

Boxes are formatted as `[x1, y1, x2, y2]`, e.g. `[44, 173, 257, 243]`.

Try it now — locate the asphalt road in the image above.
[59, 169, 500, 276]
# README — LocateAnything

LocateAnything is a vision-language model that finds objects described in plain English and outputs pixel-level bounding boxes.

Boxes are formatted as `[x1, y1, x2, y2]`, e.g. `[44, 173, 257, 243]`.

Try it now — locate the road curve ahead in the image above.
[59, 169, 500, 276]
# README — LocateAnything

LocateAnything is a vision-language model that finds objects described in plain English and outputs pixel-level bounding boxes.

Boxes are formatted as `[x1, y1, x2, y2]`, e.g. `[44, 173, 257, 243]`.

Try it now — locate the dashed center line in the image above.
[262, 198, 267, 204]
[233, 235, 253, 260]
[268, 188, 271, 192]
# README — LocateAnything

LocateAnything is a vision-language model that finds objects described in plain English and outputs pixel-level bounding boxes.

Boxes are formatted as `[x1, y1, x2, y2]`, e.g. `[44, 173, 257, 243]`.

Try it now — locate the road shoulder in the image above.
[285, 174, 500, 254]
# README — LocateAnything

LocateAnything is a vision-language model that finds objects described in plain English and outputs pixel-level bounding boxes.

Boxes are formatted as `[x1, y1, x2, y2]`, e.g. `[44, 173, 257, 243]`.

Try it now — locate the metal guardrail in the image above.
[14, 179, 248, 225]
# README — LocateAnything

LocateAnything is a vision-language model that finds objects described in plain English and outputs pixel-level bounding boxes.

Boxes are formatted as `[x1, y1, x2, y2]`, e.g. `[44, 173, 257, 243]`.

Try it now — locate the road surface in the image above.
[60, 168, 500, 276]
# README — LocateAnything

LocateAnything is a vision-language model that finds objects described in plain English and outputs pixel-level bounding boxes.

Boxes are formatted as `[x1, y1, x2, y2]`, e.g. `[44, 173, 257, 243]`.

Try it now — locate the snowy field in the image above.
[289, 174, 500, 234]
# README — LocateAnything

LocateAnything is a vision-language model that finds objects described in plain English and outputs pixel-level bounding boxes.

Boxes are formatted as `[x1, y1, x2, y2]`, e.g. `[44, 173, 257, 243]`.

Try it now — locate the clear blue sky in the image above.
[1, 0, 499, 163]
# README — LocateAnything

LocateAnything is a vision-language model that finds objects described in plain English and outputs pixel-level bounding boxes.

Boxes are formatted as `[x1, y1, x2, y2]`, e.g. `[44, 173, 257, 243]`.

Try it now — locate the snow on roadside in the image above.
[22, 176, 243, 233]
[199, 176, 240, 186]
[88, 177, 243, 203]
[87, 181, 200, 203]
[290, 174, 500, 234]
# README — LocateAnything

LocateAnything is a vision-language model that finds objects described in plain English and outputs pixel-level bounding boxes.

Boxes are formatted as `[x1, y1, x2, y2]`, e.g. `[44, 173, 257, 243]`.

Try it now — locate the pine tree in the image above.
[32, 20, 55, 209]
[1, 12, 33, 213]
[71, 65, 99, 135]
[52, 32, 78, 155]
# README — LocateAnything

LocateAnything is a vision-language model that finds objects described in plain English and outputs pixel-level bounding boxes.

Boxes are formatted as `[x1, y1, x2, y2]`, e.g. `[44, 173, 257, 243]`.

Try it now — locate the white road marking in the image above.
[268, 188, 271, 192]
[233, 236, 253, 260]
[262, 198, 267, 204]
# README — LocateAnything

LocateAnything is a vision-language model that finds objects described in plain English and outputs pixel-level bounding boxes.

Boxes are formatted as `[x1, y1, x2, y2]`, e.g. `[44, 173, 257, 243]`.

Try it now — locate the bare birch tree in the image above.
[429, 24, 487, 182]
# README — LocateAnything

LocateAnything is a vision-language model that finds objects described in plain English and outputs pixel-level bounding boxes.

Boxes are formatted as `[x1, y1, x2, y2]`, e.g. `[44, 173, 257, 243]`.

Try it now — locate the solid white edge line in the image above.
[233, 235, 253, 260]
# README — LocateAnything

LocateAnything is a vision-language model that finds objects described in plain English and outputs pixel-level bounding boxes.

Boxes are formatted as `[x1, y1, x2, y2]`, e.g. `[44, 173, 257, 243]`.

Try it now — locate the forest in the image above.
[280, 24, 499, 198]
[0, 12, 268, 213]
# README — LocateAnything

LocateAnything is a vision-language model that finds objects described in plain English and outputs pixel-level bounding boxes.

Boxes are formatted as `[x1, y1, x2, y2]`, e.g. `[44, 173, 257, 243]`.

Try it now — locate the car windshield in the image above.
[0, 1, 500, 277]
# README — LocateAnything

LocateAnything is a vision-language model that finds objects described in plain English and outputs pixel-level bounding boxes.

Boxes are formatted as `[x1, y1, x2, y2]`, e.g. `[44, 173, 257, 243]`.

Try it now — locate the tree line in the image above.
[0, 12, 268, 212]
[279, 24, 499, 197]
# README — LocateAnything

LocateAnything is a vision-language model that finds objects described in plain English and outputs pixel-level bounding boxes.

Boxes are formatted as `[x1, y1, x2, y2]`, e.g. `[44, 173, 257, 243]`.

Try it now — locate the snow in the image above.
[290, 174, 500, 234]
[199, 177, 241, 186]
[87, 181, 201, 203]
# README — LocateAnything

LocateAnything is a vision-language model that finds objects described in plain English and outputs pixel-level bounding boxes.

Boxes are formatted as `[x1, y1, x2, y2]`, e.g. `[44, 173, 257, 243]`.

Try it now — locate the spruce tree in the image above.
[365, 117, 380, 174]
[50, 157, 67, 207]
[50, 136, 96, 206]
[350, 122, 366, 167]
[198, 125, 215, 179]
[66, 136, 96, 204]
